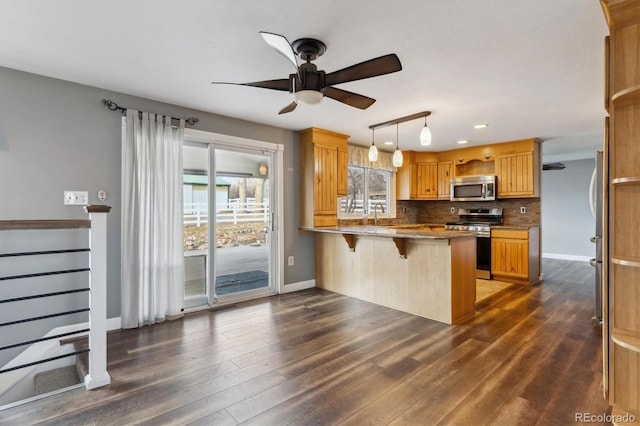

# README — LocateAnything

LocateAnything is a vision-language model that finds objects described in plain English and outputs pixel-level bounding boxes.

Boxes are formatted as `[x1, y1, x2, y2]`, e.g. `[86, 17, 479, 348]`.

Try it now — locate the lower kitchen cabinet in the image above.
[491, 227, 540, 285]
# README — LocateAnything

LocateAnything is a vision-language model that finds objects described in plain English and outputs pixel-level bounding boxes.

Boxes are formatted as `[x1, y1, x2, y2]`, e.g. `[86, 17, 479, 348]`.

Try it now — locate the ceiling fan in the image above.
[212, 32, 403, 114]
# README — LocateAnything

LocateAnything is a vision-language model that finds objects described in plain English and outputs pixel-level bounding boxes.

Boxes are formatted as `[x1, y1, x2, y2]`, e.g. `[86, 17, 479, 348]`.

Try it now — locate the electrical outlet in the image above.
[64, 191, 89, 205]
[288, 256, 294, 266]
[520, 206, 526, 214]
[450, 207, 456, 214]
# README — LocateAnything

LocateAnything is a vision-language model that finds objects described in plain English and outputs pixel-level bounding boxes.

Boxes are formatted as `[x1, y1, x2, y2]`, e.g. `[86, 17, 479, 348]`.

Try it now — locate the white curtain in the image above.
[121, 110, 185, 329]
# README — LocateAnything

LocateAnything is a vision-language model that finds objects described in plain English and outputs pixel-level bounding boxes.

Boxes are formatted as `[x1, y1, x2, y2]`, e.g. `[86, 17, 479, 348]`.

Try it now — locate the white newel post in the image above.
[83, 205, 111, 390]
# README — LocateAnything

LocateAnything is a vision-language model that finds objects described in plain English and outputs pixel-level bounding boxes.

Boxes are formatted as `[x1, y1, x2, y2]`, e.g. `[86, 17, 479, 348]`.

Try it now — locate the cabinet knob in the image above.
[485, 155, 492, 160]
[457, 158, 464, 163]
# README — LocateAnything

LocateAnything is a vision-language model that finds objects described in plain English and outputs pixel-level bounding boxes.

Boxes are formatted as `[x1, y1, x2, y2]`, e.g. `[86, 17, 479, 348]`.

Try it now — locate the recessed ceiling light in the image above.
[457, 140, 468, 144]
[474, 124, 488, 129]
[384, 141, 394, 145]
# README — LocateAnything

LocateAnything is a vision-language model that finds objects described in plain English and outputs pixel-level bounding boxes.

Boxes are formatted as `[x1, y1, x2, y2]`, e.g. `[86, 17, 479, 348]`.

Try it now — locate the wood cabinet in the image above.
[437, 161, 453, 200]
[495, 149, 540, 198]
[415, 162, 438, 199]
[299, 128, 349, 228]
[491, 227, 540, 285]
[600, 0, 640, 417]
[396, 138, 541, 200]
[396, 153, 447, 200]
[337, 146, 348, 196]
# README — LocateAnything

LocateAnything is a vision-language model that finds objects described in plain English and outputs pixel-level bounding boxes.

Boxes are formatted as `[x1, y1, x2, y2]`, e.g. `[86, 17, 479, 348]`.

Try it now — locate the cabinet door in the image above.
[416, 163, 438, 199]
[496, 152, 534, 197]
[437, 161, 453, 200]
[491, 236, 528, 278]
[313, 144, 338, 215]
[337, 146, 348, 196]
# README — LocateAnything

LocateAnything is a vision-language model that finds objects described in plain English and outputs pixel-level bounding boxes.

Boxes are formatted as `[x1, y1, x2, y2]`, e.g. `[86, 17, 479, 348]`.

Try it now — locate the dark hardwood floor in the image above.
[1, 259, 610, 425]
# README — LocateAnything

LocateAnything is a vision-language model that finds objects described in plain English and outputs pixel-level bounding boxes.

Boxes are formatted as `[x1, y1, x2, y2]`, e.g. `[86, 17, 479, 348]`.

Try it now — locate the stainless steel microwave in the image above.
[450, 175, 496, 201]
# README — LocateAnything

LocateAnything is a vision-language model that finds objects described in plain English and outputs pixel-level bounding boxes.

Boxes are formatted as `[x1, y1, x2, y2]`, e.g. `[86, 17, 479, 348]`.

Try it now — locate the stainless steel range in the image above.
[445, 208, 503, 280]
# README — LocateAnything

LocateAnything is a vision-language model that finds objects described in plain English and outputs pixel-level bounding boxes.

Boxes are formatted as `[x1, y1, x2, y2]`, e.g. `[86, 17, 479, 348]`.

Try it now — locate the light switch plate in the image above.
[64, 191, 89, 205]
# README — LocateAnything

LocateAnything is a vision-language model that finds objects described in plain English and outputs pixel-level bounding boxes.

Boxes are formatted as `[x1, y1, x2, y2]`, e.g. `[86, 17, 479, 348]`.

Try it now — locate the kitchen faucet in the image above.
[373, 202, 385, 226]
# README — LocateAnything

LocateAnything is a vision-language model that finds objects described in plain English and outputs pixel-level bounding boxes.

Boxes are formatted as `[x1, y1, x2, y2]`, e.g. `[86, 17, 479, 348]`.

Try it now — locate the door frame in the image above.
[184, 128, 285, 305]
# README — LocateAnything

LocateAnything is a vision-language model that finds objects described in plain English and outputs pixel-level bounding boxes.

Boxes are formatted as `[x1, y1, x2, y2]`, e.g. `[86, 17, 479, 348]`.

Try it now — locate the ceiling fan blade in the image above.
[323, 87, 376, 109]
[259, 31, 299, 74]
[325, 54, 402, 86]
[211, 79, 290, 91]
[278, 101, 298, 114]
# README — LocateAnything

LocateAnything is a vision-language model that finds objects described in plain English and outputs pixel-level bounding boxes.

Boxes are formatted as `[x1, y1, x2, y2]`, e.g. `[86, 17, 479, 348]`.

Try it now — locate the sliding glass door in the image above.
[183, 132, 281, 309]
[211, 147, 273, 303]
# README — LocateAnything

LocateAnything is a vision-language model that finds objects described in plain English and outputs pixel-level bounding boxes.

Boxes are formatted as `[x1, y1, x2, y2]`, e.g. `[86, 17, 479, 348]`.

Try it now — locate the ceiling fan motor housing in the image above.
[289, 64, 326, 94]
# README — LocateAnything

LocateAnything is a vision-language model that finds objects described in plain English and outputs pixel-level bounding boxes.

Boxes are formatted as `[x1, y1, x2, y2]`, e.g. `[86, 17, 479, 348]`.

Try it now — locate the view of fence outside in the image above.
[183, 198, 270, 227]
[184, 198, 269, 252]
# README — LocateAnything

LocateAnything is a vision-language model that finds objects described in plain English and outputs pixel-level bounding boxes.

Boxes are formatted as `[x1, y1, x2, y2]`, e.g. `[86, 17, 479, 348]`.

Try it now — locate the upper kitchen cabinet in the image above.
[437, 161, 453, 200]
[337, 145, 348, 196]
[415, 162, 438, 199]
[299, 127, 349, 228]
[396, 152, 440, 200]
[495, 140, 541, 198]
[397, 138, 541, 200]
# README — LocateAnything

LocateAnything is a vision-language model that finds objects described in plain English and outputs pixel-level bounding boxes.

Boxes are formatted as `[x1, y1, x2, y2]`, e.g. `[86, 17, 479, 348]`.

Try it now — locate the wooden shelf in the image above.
[611, 256, 640, 268]
[612, 330, 640, 353]
[611, 85, 640, 107]
[612, 176, 640, 185]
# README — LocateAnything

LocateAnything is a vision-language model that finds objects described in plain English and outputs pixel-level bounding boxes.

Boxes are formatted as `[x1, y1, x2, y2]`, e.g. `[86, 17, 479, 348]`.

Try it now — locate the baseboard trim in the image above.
[107, 317, 121, 331]
[280, 279, 316, 294]
[542, 253, 592, 262]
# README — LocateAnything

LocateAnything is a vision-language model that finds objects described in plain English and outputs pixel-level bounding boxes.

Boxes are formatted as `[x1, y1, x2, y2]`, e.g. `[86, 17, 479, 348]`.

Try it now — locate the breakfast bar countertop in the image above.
[302, 225, 476, 240]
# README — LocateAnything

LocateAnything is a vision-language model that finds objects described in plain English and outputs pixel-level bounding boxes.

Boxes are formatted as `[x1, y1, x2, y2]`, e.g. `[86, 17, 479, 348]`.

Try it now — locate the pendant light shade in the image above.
[368, 129, 378, 162]
[392, 148, 403, 167]
[392, 123, 403, 167]
[420, 116, 432, 146]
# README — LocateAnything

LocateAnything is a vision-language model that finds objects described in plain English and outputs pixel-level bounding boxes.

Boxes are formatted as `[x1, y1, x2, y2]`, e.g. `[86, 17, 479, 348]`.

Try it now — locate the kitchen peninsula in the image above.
[308, 225, 477, 324]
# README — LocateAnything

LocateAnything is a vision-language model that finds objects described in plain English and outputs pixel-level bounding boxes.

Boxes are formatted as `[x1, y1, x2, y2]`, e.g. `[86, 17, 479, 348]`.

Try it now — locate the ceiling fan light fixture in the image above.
[420, 116, 432, 146]
[368, 129, 378, 162]
[294, 90, 323, 105]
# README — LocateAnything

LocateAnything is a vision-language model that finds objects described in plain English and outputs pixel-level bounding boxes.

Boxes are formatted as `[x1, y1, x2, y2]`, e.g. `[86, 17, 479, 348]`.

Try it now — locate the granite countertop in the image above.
[302, 225, 475, 240]
[491, 225, 540, 230]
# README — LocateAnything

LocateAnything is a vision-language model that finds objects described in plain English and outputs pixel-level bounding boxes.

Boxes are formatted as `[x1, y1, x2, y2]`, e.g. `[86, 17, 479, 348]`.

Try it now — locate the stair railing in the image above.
[0, 205, 111, 393]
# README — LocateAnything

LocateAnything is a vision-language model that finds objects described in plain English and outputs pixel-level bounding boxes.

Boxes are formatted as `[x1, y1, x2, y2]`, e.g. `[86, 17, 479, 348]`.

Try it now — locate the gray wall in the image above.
[541, 158, 596, 258]
[0, 67, 314, 319]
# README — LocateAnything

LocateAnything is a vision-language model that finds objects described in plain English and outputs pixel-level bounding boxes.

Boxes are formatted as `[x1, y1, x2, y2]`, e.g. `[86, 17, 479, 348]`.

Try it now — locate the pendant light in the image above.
[392, 123, 403, 167]
[420, 115, 432, 146]
[368, 128, 378, 162]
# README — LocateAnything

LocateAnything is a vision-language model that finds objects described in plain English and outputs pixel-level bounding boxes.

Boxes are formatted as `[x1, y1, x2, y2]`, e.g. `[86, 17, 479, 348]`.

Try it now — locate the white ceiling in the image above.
[0, 0, 608, 161]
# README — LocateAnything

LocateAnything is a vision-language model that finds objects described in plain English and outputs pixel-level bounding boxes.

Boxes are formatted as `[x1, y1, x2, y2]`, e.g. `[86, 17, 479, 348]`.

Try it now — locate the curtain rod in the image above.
[101, 99, 199, 126]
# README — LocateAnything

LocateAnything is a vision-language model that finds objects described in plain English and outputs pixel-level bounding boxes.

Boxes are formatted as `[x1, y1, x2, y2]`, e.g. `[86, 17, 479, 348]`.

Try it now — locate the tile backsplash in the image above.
[397, 198, 541, 227]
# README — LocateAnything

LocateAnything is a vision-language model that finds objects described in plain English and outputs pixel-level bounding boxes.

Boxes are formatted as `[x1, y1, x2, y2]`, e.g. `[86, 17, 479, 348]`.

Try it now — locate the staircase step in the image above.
[33, 365, 81, 395]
